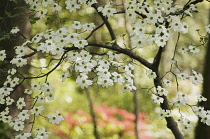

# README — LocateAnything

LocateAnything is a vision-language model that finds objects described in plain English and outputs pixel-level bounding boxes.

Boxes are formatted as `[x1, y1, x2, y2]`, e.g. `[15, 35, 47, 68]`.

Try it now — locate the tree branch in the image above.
[86, 42, 153, 69]
[152, 47, 164, 71]
[85, 21, 105, 40]
[185, 0, 204, 9]
[154, 73, 184, 139]
[151, 40, 184, 139]
[64, 43, 152, 69]
[23, 52, 66, 79]
[91, 4, 116, 41]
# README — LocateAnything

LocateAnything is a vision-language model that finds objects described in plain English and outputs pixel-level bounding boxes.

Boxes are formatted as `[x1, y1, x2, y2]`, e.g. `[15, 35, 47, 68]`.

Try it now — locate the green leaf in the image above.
[0, 34, 11, 41]
[5, 11, 12, 18]
[27, 122, 34, 125]
[30, 20, 36, 24]
[114, 44, 120, 49]
[5, 11, 27, 18]
[104, 40, 116, 46]
[30, 18, 40, 24]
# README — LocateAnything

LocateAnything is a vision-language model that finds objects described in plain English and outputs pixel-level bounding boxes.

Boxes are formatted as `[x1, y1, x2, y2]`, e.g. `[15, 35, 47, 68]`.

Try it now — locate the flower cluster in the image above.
[205, 24, 210, 33]
[10, 27, 20, 34]
[177, 70, 203, 85]
[178, 45, 200, 53]
[151, 94, 164, 104]
[0, 50, 6, 61]
[98, 3, 117, 17]
[177, 117, 194, 133]
[65, 50, 136, 92]
[158, 109, 171, 120]
[172, 91, 189, 108]
[126, 0, 195, 50]
[47, 110, 64, 124]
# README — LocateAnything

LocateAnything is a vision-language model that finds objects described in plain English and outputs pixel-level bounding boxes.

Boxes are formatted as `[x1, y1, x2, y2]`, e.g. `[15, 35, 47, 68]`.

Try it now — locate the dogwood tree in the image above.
[0, 0, 210, 138]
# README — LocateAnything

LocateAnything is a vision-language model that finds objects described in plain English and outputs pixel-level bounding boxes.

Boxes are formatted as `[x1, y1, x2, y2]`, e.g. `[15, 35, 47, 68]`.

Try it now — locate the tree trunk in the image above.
[0, 0, 31, 137]
[85, 89, 100, 139]
[195, 19, 210, 139]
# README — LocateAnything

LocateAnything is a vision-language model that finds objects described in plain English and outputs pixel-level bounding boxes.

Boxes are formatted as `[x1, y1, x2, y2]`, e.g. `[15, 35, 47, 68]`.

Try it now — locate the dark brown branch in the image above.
[23, 52, 66, 79]
[64, 43, 152, 68]
[91, 4, 116, 41]
[152, 47, 164, 71]
[154, 72, 184, 139]
[85, 21, 105, 40]
[169, 0, 204, 17]
[151, 40, 184, 139]
[87, 43, 152, 69]
[114, 11, 147, 19]
[135, 11, 147, 18]
[184, 0, 204, 10]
